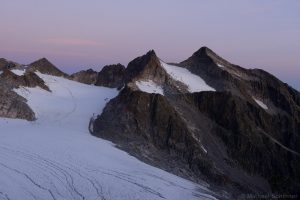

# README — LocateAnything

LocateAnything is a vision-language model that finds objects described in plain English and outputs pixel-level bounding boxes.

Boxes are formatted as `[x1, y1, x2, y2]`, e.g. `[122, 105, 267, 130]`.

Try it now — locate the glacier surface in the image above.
[0, 72, 217, 200]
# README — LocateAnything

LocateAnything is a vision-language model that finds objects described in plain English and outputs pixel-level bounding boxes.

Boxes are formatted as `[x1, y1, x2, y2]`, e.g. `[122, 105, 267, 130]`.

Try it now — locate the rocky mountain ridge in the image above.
[92, 48, 300, 198]
[1, 47, 299, 199]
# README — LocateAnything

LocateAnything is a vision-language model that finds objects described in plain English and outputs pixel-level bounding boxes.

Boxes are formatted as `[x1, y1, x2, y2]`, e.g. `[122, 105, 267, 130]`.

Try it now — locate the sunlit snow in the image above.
[136, 80, 164, 95]
[11, 69, 26, 76]
[161, 62, 216, 93]
[0, 72, 216, 200]
[217, 64, 224, 68]
[253, 97, 268, 110]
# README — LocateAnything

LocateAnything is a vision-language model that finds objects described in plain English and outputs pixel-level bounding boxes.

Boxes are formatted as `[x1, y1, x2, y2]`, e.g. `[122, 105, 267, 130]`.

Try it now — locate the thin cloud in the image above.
[43, 38, 102, 47]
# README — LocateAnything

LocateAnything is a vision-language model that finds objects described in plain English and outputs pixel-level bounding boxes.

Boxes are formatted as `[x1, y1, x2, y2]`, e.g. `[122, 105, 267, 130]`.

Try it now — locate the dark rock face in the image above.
[70, 69, 98, 85]
[184, 92, 300, 194]
[27, 58, 68, 77]
[92, 48, 300, 198]
[95, 64, 125, 88]
[93, 87, 234, 190]
[125, 50, 165, 83]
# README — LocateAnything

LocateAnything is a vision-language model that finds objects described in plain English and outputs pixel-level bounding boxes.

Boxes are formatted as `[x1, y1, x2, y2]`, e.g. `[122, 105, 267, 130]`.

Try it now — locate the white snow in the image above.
[201, 146, 208, 154]
[253, 97, 268, 110]
[217, 64, 224, 68]
[11, 69, 26, 76]
[161, 62, 216, 93]
[0, 72, 217, 200]
[136, 80, 164, 95]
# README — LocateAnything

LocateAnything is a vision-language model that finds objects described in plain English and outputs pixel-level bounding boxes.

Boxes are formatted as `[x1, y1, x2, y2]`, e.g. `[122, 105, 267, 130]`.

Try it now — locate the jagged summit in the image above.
[28, 57, 68, 77]
[181, 46, 232, 68]
[192, 46, 212, 56]
[124, 50, 162, 83]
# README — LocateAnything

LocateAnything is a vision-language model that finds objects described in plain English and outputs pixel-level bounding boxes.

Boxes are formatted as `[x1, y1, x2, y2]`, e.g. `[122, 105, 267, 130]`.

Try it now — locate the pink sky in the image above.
[0, 0, 299, 89]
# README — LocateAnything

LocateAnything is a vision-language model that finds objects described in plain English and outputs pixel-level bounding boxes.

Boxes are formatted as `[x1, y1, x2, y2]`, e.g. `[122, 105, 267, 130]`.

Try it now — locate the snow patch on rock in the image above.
[217, 64, 224, 68]
[161, 62, 215, 93]
[253, 97, 268, 110]
[136, 80, 164, 95]
[11, 69, 26, 76]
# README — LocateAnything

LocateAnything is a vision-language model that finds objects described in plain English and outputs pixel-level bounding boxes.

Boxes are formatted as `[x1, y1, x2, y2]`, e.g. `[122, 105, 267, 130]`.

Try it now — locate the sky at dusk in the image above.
[0, 0, 299, 90]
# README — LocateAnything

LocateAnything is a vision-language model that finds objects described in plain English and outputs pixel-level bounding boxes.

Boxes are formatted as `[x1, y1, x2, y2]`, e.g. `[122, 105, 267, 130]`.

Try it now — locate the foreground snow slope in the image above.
[0, 73, 217, 200]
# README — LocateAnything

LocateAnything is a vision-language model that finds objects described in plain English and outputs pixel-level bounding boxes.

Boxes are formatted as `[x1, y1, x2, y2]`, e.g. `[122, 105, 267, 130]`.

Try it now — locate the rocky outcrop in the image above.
[124, 50, 165, 83]
[0, 68, 50, 121]
[92, 48, 300, 198]
[70, 69, 98, 85]
[0, 58, 19, 71]
[95, 64, 125, 88]
[0, 69, 50, 91]
[0, 86, 35, 121]
[27, 58, 68, 77]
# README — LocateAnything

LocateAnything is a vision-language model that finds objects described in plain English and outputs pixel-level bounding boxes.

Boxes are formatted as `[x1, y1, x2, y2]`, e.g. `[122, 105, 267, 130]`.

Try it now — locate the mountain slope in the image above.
[1, 47, 299, 199]
[0, 70, 217, 200]
[92, 48, 300, 197]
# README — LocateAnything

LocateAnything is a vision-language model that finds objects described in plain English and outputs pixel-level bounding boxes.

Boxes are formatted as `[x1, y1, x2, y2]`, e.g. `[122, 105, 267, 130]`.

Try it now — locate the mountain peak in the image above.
[194, 46, 209, 53]
[37, 57, 49, 62]
[192, 46, 219, 60]
[180, 46, 232, 69]
[30, 57, 53, 67]
[146, 49, 157, 57]
[125, 50, 161, 82]
[28, 58, 68, 77]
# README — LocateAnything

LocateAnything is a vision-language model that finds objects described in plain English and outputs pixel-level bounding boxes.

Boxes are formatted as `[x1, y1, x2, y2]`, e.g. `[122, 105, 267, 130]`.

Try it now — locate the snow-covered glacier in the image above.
[0, 73, 217, 200]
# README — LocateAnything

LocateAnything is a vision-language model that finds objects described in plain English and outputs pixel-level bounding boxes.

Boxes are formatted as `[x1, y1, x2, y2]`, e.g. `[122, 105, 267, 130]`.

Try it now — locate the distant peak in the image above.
[146, 49, 157, 56]
[28, 57, 68, 77]
[31, 57, 51, 64]
[140, 49, 160, 63]
[40, 57, 48, 61]
[192, 46, 214, 57]
[142, 50, 158, 62]
[184, 46, 231, 66]
[124, 50, 161, 82]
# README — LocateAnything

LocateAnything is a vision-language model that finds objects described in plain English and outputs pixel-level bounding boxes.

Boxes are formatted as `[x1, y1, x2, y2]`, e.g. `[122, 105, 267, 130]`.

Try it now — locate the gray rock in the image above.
[95, 64, 125, 88]
[70, 69, 98, 85]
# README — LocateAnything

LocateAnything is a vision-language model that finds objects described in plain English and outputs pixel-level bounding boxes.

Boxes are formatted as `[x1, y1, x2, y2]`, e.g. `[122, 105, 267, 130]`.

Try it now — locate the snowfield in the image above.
[11, 69, 26, 76]
[0, 72, 217, 200]
[135, 80, 164, 95]
[160, 62, 216, 93]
